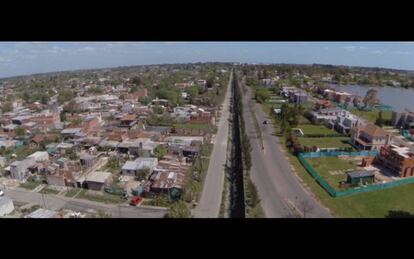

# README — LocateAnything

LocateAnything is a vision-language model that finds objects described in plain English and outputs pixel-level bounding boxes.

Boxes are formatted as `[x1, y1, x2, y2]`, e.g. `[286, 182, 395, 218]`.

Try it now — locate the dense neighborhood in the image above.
[1, 60, 414, 218]
[0, 63, 230, 218]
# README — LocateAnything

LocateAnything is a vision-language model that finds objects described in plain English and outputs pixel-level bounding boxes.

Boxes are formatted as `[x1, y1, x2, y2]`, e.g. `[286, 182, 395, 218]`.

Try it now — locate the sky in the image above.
[1, 42, 414, 78]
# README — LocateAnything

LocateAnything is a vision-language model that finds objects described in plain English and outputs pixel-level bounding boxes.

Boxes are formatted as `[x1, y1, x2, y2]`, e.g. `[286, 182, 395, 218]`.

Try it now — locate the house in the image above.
[190, 108, 211, 123]
[148, 170, 186, 195]
[351, 123, 391, 151]
[79, 153, 97, 168]
[122, 161, 140, 176]
[151, 98, 169, 107]
[10, 157, 36, 181]
[195, 80, 207, 88]
[335, 92, 352, 104]
[27, 151, 49, 162]
[61, 128, 83, 140]
[261, 78, 274, 87]
[175, 83, 192, 90]
[56, 142, 74, 154]
[85, 171, 112, 191]
[122, 157, 158, 177]
[46, 169, 76, 187]
[310, 108, 348, 122]
[289, 91, 308, 104]
[346, 170, 375, 186]
[182, 145, 200, 159]
[0, 197, 14, 217]
[329, 113, 362, 134]
[314, 99, 336, 110]
[392, 109, 414, 131]
[120, 114, 137, 128]
[29, 134, 46, 148]
[376, 145, 414, 177]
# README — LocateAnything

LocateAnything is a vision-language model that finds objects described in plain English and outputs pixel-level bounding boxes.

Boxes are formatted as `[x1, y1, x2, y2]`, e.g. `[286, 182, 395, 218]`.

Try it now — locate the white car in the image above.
[0, 190, 4, 196]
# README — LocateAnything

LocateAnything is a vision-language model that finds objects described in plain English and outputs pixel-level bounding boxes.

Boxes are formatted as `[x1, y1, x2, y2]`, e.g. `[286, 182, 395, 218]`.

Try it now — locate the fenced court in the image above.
[296, 150, 414, 197]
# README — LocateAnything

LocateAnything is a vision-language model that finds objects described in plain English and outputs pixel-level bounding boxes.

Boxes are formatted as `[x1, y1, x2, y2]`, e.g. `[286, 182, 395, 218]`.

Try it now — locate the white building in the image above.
[27, 151, 49, 162]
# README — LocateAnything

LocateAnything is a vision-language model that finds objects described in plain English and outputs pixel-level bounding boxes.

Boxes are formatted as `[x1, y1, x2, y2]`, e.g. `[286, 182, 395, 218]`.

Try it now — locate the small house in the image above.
[346, 170, 375, 186]
[85, 171, 112, 191]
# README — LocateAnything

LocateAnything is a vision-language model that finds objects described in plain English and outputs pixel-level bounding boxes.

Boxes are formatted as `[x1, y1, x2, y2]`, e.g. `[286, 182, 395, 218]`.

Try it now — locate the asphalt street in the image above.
[4, 187, 167, 218]
[192, 71, 232, 218]
[242, 78, 332, 218]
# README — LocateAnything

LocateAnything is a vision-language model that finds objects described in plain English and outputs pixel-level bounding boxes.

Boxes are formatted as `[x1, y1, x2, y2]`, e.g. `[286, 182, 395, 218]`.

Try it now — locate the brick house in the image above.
[376, 145, 414, 177]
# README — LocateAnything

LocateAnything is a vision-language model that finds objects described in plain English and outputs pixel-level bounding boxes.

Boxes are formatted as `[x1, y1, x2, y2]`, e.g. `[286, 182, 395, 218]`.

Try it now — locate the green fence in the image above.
[297, 150, 414, 198]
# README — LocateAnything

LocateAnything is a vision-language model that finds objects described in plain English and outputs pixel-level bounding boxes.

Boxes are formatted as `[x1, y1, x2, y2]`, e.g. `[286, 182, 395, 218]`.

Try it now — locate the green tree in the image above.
[60, 111, 67, 122]
[15, 127, 26, 137]
[375, 111, 384, 127]
[154, 144, 167, 160]
[1, 101, 13, 113]
[131, 77, 141, 86]
[129, 85, 139, 93]
[165, 201, 191, 218]
[139, 96, 151, 105]
[254, 88, 270, 103]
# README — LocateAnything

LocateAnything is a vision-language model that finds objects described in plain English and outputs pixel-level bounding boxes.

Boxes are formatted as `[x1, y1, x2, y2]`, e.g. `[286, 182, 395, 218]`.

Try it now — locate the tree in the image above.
[60, 111, 67, 122]
[15, 127, 26, 137]
[363, 88, 379, 109]
[375, 111, 384, 127]
[58, 90, 74, 105]
[206, 78, 214, 89]
[131, 77, 141, 86]
[40, 94, 49, 105]
[254, 88, 270, 103]
[165, 201, 191, 218]
[129, 85, 139, 93]
[139, 96, 151, 105]
[154, 144, 167, 160]
[1, 101, 13, 113]
[153, 105, 164, 114]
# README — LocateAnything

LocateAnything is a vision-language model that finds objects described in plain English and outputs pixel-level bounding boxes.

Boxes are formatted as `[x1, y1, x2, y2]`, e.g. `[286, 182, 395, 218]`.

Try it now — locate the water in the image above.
[329, 84, 414, 113]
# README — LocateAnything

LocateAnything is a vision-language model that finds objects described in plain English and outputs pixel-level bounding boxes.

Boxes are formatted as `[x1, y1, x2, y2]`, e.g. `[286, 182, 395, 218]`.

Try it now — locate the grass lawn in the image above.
[306, 157, 358, 190]
[299, 137, 354, 149]
[282, 140, 414, 218]
[39, 187, 60, 195]
[20, 181, 41, 190]
[65, 188, 81, 198]
[351, 110, 392, 124]
[76, 189, 125, 204]
[296, 124, 337, 135]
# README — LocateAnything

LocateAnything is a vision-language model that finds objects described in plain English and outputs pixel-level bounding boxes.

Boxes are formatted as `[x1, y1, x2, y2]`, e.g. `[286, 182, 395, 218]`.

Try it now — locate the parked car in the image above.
[263, 120, 268, 125]
[0, 190, 4, 196]
[130, 196, 142, 206]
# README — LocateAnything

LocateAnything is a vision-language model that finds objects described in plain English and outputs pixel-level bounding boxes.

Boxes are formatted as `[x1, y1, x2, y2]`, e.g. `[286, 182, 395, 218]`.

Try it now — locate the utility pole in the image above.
[41, 193, 47, 209]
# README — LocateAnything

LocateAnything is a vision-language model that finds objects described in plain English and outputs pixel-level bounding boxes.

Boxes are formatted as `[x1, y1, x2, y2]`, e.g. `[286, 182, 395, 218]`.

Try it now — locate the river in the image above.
[329, 84, 414, 113]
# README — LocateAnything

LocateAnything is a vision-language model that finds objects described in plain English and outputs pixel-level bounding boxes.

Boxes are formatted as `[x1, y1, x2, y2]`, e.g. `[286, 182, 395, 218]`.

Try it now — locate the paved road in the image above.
[242, 78, 332, 218]
[192, 71, 232, 218]
[4, 188, 167, 218]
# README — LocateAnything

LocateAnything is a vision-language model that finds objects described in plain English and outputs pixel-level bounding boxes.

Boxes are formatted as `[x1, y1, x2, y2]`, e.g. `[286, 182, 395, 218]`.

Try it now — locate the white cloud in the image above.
[343, 46, 357, 52]
[392, 50, 411, 55]
[0, 57, 12, 63]
[370, 50, 384, 55]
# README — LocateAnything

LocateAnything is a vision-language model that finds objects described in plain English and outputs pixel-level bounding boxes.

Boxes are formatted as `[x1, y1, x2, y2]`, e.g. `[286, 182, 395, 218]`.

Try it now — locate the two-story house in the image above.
[351, 123, 391, 151]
